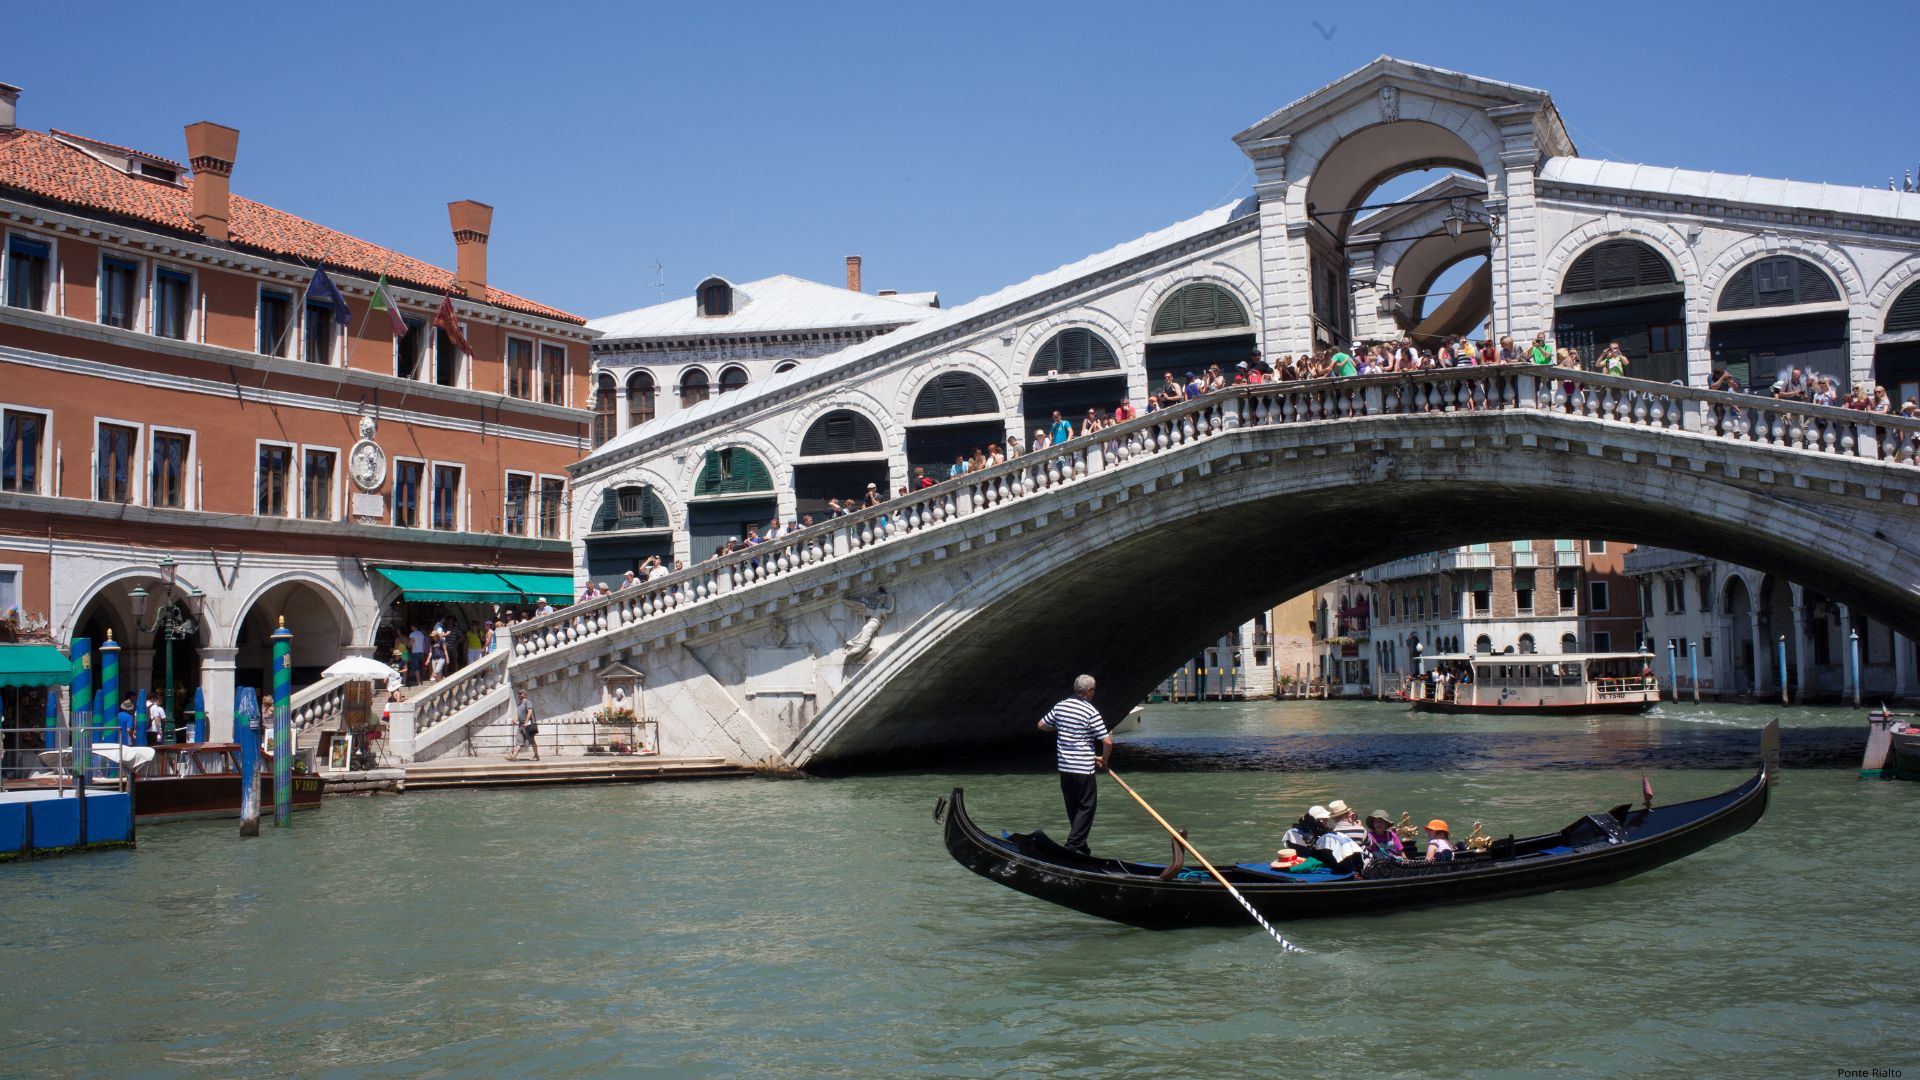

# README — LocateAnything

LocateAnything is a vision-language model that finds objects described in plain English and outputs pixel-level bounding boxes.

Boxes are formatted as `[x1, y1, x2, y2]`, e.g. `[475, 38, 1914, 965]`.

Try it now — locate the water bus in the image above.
[1406, 652, 1659, 715]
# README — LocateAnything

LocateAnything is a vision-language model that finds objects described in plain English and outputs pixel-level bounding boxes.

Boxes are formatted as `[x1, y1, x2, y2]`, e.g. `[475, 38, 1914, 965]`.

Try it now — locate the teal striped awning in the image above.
[495, 573, 575, 607]
[0, 644, 71, 688]
[375, 568, 522, 604]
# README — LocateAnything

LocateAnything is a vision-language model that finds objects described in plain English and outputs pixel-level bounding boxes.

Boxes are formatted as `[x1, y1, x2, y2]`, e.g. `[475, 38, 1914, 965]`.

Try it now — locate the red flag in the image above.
[432, 294, 472, 356]
[1641, 772, 1654, 811]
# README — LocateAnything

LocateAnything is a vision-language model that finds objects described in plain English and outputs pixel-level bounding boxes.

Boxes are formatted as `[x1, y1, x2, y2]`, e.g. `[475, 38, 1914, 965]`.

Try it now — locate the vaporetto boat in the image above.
[1406, 652, 1661, 715]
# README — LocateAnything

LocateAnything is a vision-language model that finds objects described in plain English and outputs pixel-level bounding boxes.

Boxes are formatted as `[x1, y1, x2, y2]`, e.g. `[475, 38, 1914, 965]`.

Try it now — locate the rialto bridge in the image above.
[354, 57, 1920, 770]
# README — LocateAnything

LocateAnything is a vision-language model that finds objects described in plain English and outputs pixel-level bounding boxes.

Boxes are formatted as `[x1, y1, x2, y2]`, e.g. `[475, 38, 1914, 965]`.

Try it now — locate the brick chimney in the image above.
[184, 121, 239, 242]
[845, 255, 862, 293]
[0, 84, 20, 131]
[449, 199, 493, 296]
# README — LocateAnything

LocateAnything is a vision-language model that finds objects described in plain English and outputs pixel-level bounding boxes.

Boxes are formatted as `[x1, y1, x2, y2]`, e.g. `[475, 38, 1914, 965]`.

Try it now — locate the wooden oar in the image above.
[1105, 767, 1307, 954]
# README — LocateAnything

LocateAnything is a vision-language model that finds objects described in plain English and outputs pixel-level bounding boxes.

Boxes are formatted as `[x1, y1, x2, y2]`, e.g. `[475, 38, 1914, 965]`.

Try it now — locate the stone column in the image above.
[1748, 613, 1767, 697]
[1243, 135, 1304, 357]
[385, 700, 417, 763]
[1838, 604, 1854, 703]
[1790, 584, 1811, 701]
[200, 648, 238, 742]
[1895, 632, 1916, 703]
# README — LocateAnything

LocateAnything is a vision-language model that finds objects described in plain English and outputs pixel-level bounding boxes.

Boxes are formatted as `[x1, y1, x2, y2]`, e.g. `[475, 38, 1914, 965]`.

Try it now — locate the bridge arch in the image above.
[897, 353, 1011, 421]
[1542, 225, 1699, 383]
[1704, 238, 1866, 390]
[1017, 320, 1131, 432]
[787, 395, 897, 513]
[1137, 273, 1261, 379]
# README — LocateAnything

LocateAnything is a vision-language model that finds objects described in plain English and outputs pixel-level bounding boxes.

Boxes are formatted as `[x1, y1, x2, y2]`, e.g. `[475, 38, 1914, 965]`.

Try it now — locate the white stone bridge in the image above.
[383, 366, 1920, 770]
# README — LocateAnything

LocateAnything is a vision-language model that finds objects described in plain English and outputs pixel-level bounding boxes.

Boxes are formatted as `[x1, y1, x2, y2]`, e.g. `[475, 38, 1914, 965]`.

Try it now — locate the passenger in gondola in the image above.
[1425, 819, 1456, 862]
[1282, 805, 1365, 874]
[1363, 810, 1404, 860]
[1324, 800, 1367, 844]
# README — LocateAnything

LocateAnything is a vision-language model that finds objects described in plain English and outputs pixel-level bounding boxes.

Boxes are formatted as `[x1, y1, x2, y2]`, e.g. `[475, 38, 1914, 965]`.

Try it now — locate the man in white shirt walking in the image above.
[1037, 674, 1110, 855]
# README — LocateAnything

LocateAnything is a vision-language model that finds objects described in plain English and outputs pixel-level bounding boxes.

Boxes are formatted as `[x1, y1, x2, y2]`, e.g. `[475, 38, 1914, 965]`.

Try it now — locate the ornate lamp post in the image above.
[1443, 198, 1504, 344]
[128, 557, 205, 741]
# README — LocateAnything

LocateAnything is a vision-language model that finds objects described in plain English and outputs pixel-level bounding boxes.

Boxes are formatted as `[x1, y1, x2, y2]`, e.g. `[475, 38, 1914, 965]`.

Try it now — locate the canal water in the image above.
[2, 701, 1911, 1077]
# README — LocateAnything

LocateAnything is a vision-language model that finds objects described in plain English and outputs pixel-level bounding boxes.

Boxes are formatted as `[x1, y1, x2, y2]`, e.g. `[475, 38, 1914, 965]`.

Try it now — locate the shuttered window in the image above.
[698, 279, 733, 317]
[627, 371, 657, 425]
[1560, 240, 1677, 294]
[694, 448, 773, 496]
[912, 371, 997, 419]
[591, 374, 617, 447]
[1029, 328, 1120, 376]
[719, 366, 750, 393]
[1717, 256, 1840, 311]
[593, 485, 669, 531]
[1151, 283, 1250, 335]
[1886, 281, 1920, 335]
[801, 410, 883, 456]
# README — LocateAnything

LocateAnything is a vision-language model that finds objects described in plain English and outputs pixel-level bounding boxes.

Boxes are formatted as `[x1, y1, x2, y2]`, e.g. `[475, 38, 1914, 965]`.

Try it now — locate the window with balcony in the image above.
[259, 289, 293, 357]
[506, 338, 534, 399]
[150, 430, 190, 509]
[2, 408, 47, 494]
[100, 256, 140, 329]
[154, 267, 192, 340]
[538, 477, 565, 539]
[4, 235, 50, 311]
[302, 448, 337, 520]
[431, 464, 462, 531]
[256, 442, 292, 516]
[393, 459, 424, 528]
[96, 423, 138, 504]
[504, 472, 532, 536]
[1515, 587, 1533, 615]
[540, 343, 565, 405]
[395, 316, 426, 379]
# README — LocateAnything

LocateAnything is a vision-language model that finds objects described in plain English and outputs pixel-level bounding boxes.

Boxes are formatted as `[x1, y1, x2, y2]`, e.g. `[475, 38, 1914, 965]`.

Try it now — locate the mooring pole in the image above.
[1689, 640, 1701, 704]
[1851, 629, 1862, 708]
[237, 687, 260, 837]
[1778, 635, 1790, 706]
[272, 617, 293, 829]
[1666, 641, 1678, 703]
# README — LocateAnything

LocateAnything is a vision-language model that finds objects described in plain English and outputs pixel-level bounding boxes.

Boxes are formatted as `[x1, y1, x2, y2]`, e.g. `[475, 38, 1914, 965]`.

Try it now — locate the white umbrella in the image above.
[92, 744, 157, 772]
[322, 656, 402, 681]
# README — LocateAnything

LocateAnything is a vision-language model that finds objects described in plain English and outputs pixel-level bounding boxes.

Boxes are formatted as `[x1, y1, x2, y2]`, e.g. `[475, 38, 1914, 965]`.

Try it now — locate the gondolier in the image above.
[1037, 674, 1110, 855]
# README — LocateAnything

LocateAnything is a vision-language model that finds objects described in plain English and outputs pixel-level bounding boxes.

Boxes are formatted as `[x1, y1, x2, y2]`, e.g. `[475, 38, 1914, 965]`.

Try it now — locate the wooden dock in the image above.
[402, 754, 753, 790]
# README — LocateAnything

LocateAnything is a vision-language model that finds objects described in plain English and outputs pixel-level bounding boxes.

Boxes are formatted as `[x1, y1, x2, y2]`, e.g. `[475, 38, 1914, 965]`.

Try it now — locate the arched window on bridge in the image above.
[591, 372, 617, 448]
[586, 485, 672, 580]
[719, 365, 750, 394]
[797, 410, 887, 516]
[1025, 328, 1127, 434]
[774, 360, 801, 374]
[628, 370, 657, 427]
[908, 371, 1002, 479]
[1554, 238, 1685, 383]
[1145, 283, 1258, 391]
[680, 368, 710, 406]
[1152, 283, 1250, 336]
[689, 448, 777, 560]
[1717, 256, 1840, 312]
[1712, 254, 1849, 390]
[1876, 280, 1920, 408]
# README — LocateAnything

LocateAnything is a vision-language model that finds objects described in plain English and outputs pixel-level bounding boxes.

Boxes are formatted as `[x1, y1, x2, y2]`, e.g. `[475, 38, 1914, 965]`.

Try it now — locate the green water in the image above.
[1, 701, 1912, 1077]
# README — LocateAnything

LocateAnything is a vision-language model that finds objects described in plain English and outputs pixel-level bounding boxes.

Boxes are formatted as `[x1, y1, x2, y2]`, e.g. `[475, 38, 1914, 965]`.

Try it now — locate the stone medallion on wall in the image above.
[348, 414, 388, 520]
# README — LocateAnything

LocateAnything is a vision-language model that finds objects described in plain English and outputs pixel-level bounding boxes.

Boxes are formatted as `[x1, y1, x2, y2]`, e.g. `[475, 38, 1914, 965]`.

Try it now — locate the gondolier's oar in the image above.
[1105, 768, 1307, 955]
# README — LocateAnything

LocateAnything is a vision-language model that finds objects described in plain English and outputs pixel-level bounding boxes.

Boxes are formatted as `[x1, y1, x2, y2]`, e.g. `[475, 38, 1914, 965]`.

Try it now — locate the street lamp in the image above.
[129, 558, 204, 741]
[1443, 198, 1504, 343]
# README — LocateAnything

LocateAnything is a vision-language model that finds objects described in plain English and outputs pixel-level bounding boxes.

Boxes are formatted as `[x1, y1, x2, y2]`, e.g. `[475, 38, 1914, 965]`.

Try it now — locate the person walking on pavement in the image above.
[507, 689, 541, 762]
[1037, 674, 1110, 855]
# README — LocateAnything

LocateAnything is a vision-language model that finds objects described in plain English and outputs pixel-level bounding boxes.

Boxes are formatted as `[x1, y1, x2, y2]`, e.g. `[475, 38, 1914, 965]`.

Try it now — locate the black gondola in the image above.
[939, 721, 1777, 929]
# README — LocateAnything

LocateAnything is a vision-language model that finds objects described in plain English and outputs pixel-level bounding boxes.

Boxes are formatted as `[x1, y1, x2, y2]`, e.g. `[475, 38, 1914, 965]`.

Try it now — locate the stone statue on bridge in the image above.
[844, 589, 894, 661]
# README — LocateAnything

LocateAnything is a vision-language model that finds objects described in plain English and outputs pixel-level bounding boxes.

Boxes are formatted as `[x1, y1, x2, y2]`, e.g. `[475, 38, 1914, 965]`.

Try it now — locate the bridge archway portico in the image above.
[1235, 58, 1573, 356]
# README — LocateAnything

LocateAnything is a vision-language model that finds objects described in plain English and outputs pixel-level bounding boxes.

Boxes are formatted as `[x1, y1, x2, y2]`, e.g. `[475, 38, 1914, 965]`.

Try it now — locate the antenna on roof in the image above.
[650, 260, 666, 302]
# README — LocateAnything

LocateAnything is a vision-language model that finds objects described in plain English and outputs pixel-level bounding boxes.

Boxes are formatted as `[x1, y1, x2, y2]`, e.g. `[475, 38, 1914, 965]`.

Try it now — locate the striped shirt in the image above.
[1044, 697, 1108, 775]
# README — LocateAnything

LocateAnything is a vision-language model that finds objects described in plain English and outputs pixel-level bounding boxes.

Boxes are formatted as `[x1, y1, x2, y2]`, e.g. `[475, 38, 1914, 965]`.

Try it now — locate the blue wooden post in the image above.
[1689, 640, 1701, 704]
[191, 687, 207, 744]
[67, 637, 90, 761]
[1777, 635, 1790, 705]
[1666, 641, 1678, 703]
[272, 617, 293, 828]
[1850, 629, 1862, 708]
[236, 687, 261, 837]
[98, 632, 120, 749]
[134, 690, 149, 748]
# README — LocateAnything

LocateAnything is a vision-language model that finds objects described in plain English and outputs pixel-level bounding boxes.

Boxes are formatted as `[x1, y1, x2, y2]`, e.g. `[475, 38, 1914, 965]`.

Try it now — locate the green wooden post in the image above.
[272, 617, 293, 828]
[98, 632, 120, 749]
[68, 637, 91, 771]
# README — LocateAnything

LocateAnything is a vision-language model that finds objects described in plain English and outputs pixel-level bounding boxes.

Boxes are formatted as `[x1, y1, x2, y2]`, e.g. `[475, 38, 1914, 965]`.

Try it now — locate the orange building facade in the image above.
[0, 85, 596, 738]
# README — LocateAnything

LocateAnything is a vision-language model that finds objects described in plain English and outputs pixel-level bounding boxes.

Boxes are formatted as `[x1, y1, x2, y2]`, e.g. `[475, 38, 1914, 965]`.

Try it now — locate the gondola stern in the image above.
[1761, 719, 1780, 787]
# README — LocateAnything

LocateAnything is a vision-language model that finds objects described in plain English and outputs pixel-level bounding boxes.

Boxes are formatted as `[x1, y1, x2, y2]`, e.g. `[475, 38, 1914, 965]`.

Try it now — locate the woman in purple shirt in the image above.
[1363, 810, 1404, 860]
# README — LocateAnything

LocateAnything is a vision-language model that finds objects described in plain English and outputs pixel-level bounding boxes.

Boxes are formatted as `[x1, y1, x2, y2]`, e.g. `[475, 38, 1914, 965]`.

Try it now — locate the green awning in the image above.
[0, 644, 72, 688]
[496, 572, 576, 607]
[376, 567, 523, 604]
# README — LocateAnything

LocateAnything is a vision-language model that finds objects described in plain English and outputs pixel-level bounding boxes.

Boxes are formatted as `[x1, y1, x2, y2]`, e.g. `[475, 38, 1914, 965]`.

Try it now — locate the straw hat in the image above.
[1326, 799, 1353, 818]
[1426, 819, 1450, 833]
[1307, 805, 1331, 822]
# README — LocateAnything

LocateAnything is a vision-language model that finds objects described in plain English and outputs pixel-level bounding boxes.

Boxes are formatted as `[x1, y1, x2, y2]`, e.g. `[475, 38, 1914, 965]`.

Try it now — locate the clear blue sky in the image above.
[8, 1, 1913, 320]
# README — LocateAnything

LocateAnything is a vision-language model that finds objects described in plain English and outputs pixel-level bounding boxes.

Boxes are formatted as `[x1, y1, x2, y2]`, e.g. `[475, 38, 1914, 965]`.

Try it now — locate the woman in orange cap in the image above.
[1424, 819, 1455, 863]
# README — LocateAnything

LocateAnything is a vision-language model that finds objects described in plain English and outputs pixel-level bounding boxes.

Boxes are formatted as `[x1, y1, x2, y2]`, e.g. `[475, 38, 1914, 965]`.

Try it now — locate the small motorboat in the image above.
[939, 722, 1776, 929]
[1407, 652, 1660, 715]
[1861, 710, 1920, 781]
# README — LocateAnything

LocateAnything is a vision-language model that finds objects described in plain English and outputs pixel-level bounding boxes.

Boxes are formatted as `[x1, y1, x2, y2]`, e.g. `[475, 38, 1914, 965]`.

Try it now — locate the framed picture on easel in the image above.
[325, 733, 353, 772]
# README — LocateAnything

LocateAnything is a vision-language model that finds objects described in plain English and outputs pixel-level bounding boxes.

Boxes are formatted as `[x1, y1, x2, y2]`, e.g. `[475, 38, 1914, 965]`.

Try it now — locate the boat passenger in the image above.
[1324, 800, 1367, 844]
[1363, 810, 1403, 860]
[1282, 805, 1365, 874]
[1425, 819, 1455, 862]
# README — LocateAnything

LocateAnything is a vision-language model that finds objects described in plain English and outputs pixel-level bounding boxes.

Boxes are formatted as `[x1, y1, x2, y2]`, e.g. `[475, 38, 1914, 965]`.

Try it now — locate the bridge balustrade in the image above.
[504, 365, 1920, 669]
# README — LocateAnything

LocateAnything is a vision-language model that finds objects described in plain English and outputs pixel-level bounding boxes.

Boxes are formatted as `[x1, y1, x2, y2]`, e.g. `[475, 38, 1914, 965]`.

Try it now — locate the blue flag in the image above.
[306, 265, 353, 327]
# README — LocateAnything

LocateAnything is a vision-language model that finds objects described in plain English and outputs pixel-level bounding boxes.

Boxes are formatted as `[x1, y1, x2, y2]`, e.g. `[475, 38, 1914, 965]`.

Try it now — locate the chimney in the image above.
[0, 83, 19, 131]
[449, 199, 493, 296]
[845, 255, 862, 293]
[184, 121, 239, 242]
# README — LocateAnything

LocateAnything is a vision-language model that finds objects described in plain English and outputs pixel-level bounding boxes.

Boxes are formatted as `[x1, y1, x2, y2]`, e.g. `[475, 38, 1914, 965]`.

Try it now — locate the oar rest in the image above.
[1562, 813, 1630, 853]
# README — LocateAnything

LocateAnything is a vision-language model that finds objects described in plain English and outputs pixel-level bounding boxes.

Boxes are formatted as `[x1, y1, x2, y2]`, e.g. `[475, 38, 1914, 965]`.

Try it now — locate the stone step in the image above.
[402, 756, 746, 789]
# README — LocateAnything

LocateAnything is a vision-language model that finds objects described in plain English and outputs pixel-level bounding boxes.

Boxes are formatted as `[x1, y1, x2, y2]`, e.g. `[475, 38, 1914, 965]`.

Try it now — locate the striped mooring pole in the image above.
[272, 616, 293, 828]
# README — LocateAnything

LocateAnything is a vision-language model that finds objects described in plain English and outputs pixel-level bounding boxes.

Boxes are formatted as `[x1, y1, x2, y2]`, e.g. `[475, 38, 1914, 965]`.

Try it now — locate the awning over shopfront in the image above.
[0, 644, 71, 688]
[495, 572, 576, 607]
[375, 568, 523, 605]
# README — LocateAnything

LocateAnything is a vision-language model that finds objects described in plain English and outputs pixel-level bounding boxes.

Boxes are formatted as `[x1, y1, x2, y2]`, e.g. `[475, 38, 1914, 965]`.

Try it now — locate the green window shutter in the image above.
[801, 410, 883, 455]
[1562, 240, 1677, 294]
[1151, 283, 1250, 334]
[1718, 256, 1839, 311]
[1889, 282, 1920, 335]
[912, 372, 997, 418]
[696, 448, 773, 496]
[1029, 328, 1120, 376]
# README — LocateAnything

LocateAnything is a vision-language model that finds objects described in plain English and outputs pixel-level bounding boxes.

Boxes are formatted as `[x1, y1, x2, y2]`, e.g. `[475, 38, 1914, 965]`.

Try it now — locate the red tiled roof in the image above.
[0, 127, 583, 325]
[49, 129, 187, 172]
